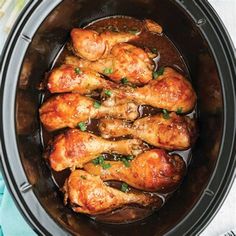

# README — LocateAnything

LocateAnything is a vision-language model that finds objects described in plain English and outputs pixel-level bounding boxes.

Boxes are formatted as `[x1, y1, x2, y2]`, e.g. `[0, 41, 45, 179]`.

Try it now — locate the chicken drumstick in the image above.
[84, 149, 185, 192]
[71, 28, 139, 61]
[63, 170, 162, 215]
[47, 129, 145, 171]
[99, 113, 196, 150]
[39, 93, 138, 131]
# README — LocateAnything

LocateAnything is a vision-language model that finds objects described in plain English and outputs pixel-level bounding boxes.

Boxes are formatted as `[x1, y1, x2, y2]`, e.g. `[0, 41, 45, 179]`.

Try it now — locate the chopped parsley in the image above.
[77, 122, 87, 131]
[74, 67, 81, 74]
[94, 101, 101, 109]
[121, 77, 128, 84]
[126, 155, 134, 161]
[103, 68, 113, 75]
[153, 67, 164, 79]
[80, 175, 87, 180]
[104, 89, 112, 97]
[121, 183, 129, 192]
[162, 109, 170, 119]
[102, 163, 111, 170]
[176, 107, 183, 114]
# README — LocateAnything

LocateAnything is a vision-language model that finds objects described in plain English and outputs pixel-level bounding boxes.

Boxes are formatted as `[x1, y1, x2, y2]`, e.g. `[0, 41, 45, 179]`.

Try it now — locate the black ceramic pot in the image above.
[0, 0, 236, 235]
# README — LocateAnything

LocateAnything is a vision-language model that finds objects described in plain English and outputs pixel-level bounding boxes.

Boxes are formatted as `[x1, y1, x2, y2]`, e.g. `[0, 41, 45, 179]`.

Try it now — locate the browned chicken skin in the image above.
[102, 67, 196, 113]
[47, 129, 144, 171]
[65, 43, 155, 85]
[71, 28, 139, 61]
[63, 170, 162, 215]
[39, 93, 138, 131]
[47, 64, 117, 93]
[99, 113, 197, 150]
[84, 149, 185, 192]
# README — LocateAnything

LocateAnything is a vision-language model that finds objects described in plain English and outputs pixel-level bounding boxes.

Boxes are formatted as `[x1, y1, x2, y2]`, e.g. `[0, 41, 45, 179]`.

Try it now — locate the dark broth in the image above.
[40, 16, 196, 224]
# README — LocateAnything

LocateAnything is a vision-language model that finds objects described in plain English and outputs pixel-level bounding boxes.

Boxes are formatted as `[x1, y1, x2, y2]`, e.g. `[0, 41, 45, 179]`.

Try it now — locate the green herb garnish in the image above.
[94, 101, 101, 109]
[121, 77, 128, 84]
[103, 68, 113, 75]
[77, 122, 87, 131]
[74, 67, 81, 74]
[151, 47, 158, 54]
[128, 28, 140, 35]
[122, 158, 131, 167]
[92, 156, 104, 165]
[102, 163, 111, 170]
[126, 155, 134, 161]
[153, 67, 164, 79]
[176, 107, 183, 114]
[104, 89, 112, 97]
[92, 156, 111, 169]
[162, 109, 170, 119]
[121, 183, 129, 192]
[80, 175, 87, 179]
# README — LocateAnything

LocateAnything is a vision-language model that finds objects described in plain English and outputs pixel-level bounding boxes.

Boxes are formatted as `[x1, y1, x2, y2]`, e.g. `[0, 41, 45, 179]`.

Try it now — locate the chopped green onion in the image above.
[102, 163, 111, 170]
[128, 28, 140, 35]
[77, 122, 87, 131]
[121, 183, 129, 192]
[151, 47, 158, 54]
[94, 101, 101, 109]
[176, 107, 183, 114]
[80, 175, 87, 180]
[104, 90, 112, 97]
[103, 68, 113, 75]
[126, 155, 134, 161]
[162, 109, 170, 119]
[122, 158, 131, 167]
[121, 77, 128, 84]
[92, 156, 104, 165]
[153, 67, 164, 79]
[74, 67, 81, 74]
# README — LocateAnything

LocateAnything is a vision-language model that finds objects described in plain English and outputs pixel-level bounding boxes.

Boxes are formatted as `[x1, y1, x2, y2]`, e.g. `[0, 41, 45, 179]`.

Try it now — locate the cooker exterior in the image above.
[0, 0, 236, 235]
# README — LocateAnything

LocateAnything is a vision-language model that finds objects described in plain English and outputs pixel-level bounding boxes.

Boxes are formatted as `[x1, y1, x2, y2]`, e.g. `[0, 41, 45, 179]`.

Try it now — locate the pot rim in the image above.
[0, 0, 236, 235]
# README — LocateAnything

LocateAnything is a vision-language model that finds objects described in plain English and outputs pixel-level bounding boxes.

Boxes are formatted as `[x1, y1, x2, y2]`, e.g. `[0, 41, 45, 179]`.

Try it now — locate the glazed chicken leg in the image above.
[102, 67, 196, 113]
[39, 93, 138, 131]
[63, 170, 162, 215]
[47, 129, 144, 171]
[65, 43, 155, 85]
[99, 113, 196, 150]
[71, 28, 139, 61]
[84, 149, 185, 192]
[47, 64, 117, 93]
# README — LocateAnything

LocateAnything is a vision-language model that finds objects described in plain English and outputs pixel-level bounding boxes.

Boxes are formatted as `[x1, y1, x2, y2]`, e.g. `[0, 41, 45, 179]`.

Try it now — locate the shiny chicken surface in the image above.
[84, 149, 185, 192]
[47, 64, 117, 93]
[99, 113, 197, 150]
[39, 93, 138, 131]
[63, 170, 162, 215]
[71, 28, 138, 61]
[103, 67, 196, 113]
[65, 43, 155, 85]
[47, 129, 144, 171]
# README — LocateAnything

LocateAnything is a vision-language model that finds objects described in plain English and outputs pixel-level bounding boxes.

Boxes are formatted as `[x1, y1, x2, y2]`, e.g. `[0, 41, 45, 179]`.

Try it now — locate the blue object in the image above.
[0, 174, 36, 236]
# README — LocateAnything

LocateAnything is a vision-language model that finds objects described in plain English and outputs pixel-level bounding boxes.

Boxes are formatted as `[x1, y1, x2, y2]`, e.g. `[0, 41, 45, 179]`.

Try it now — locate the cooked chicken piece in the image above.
[63, 170, 162, 215]
[102, 67, 196, 113]
[47, 64, 117, 93]
[65, 43, 155, 85]
[39, 93, 138, 131]
[47, 129, 144, 171]
[84, 149, 185, 192]
[144, 19, 163, 34]
[71, 28, 139, 61]
[99, 113, 196, 150]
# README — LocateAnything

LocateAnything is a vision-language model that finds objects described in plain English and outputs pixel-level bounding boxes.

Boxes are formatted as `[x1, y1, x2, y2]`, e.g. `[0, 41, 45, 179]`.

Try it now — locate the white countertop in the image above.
[0, 1, 236, 235]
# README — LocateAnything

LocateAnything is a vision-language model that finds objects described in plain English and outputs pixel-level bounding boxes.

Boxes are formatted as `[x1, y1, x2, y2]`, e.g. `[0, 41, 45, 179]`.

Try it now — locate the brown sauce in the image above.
[40, 16, 196, 224]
